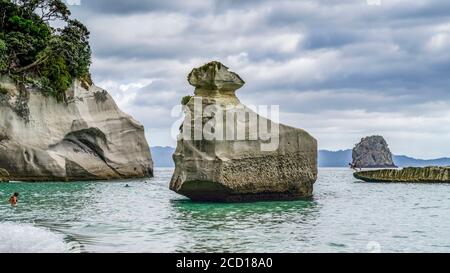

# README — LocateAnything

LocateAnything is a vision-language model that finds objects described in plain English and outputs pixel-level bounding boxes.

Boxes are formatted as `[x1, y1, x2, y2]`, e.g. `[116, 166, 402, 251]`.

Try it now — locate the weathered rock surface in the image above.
[352, 135, 397, 168]
[354, 167, 450, 183]
[0, 76, 153, 181]
[169, 61, 318, 202]
[0, 168, 9, 182]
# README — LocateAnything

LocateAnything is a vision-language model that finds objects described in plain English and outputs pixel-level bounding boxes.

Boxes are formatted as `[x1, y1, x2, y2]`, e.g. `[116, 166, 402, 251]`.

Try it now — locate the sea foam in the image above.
[0, 222, 68, 253]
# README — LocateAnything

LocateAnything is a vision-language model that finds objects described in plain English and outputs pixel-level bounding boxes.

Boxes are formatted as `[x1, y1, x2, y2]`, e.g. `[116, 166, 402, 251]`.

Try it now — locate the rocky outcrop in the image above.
[354, 167, 450, 183]
[169, 61, 317, 202]
[352, 135, 397, 168]
[0, 76, 153, 182]
[0, 168, 9, 182]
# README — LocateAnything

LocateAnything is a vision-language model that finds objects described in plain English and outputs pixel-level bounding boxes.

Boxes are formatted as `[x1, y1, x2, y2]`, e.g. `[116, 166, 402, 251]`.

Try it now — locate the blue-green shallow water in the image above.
[1, 168, 450, 253]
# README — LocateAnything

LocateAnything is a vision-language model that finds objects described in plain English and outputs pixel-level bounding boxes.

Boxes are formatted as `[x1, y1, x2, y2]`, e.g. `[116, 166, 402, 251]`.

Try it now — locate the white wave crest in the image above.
[0, 222, 69, 253]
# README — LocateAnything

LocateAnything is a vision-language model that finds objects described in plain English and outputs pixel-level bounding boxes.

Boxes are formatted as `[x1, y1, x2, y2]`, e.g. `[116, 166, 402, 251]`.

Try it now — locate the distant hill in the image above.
[151, 147, 450, 168]
[151, 146, 175, 167]
[318, 150, 353, 167]
[393, 155, 450, 167]
[319, 149, 450, 167]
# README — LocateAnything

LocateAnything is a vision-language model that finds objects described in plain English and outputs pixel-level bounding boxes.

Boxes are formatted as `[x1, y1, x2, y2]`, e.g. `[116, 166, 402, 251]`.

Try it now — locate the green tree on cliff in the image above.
[0, 0, 91, 102]
[0, 39, 7, 71]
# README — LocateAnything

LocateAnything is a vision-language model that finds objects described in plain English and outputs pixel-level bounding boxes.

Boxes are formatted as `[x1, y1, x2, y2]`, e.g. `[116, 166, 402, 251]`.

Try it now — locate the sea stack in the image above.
[169, 61, 317, 202]
[0, 77, 153, 181]
[352, 135, 397, 168]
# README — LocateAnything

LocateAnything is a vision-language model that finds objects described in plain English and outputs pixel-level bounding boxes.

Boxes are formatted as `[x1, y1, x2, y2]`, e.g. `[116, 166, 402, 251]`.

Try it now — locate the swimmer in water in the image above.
[9, 192, 19, 207]
[125, 184, 130, 188]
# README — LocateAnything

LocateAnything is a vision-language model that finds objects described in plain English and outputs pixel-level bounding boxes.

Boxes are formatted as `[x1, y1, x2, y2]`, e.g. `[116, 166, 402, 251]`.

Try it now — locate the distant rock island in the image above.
[352, 136, 397, 168]
[169, 61, 317, 202]
[354, 167, 450, 183]
[0, 78, 153, 182]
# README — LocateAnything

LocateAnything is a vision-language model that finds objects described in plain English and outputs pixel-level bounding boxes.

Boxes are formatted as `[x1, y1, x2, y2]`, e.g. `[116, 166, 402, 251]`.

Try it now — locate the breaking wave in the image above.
[0, 222, 79, 253]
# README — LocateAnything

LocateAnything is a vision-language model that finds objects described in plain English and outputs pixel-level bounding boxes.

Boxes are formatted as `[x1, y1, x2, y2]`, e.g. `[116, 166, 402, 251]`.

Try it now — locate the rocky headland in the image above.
[0, 1, 153, 182]
[169, 61, 317, 202]
[0, 77, 153, 182]
[354, 167, 450, 183]
[352, 135, 397, 168]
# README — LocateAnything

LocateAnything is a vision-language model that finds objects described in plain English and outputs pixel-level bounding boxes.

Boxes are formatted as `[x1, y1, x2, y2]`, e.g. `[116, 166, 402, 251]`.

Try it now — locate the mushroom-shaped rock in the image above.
[169, 61, 318, 202]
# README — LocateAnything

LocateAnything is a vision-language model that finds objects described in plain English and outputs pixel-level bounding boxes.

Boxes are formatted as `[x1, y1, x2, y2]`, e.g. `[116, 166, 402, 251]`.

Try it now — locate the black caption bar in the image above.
[1, 253, 448, 272]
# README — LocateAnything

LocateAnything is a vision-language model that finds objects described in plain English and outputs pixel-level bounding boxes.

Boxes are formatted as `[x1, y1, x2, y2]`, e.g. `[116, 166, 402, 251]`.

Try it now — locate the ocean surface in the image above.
[1, 168, 450, 253]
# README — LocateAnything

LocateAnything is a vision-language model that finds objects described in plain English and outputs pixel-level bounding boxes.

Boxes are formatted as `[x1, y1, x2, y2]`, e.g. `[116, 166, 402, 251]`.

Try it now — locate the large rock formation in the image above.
[169, 61, 317, 202]
[354, 167, 450, 183]
[352, 135, 397, 168]
[0, 76, 153, 181]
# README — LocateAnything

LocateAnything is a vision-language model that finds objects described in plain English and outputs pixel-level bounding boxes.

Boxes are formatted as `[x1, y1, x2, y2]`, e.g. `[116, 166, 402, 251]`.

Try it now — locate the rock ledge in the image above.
[354, 167, 450, 183]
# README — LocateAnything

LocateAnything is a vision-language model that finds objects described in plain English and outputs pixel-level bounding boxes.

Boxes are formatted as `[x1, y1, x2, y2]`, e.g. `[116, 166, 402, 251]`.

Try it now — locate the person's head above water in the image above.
[9, 192, 19, 206]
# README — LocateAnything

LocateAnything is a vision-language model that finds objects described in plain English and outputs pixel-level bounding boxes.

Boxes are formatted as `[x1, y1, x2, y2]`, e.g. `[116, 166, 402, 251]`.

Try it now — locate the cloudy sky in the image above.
[69, 0, 450, 159]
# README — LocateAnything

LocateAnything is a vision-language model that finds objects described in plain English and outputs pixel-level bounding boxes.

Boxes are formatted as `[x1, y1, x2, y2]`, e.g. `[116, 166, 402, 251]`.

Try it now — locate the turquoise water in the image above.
[1, 168, 450, 253]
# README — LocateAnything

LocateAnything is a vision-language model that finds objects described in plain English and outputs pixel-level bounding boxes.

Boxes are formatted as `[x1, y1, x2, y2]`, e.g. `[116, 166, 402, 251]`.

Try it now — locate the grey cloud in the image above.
[67, 0, 450, 157]
[73, 0, 214, 14]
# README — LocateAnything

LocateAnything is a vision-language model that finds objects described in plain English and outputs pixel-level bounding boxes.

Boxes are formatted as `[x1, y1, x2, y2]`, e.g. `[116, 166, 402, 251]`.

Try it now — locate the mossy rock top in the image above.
[188, 61, 245, 91]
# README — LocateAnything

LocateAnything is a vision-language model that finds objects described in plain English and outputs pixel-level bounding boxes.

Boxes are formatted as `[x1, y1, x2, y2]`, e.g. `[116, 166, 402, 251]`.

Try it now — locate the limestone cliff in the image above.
[0, 168, 8, 182]
[352, 135, 396, 168]
[354, 167, 450, 183]
[0, 76, 153, 181]
[169, 61, 317, 202]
